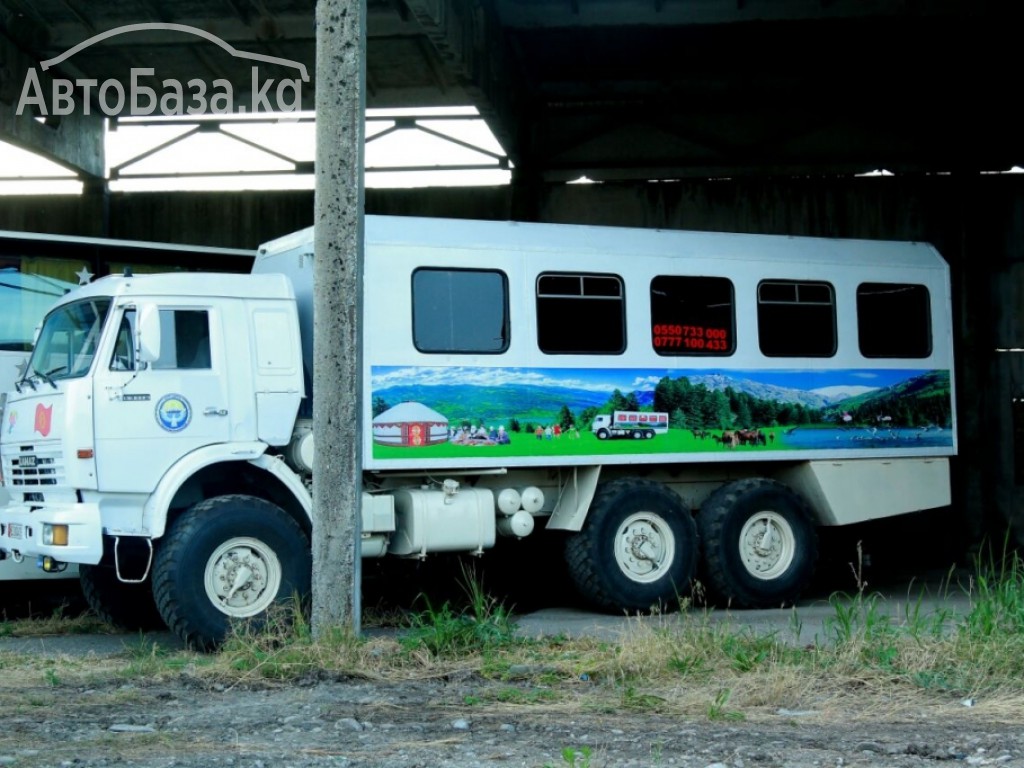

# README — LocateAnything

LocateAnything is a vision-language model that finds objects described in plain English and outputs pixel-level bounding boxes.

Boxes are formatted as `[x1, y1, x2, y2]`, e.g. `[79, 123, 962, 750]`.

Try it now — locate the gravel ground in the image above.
[1, 670, 1022, 768]
[3, 525, 1009, 768]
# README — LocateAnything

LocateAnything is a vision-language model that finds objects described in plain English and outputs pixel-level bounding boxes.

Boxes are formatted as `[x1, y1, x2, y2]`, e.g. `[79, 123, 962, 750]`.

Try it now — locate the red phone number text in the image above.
[652, 324, 729, 351]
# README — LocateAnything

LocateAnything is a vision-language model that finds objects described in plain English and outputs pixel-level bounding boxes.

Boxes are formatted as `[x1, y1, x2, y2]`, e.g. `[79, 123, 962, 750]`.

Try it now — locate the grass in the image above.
[2, 549, 1024, 732]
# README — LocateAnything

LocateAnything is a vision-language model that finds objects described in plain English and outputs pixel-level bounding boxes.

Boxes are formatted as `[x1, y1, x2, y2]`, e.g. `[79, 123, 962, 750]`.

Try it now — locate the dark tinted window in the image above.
[758, 280, 836, 357]
[537, 273, 624, 354]
[154, 310, 211, 369]
[857, 283, 931, 358]
[412, 268, 508, 353]
[650, 276, 734, 356]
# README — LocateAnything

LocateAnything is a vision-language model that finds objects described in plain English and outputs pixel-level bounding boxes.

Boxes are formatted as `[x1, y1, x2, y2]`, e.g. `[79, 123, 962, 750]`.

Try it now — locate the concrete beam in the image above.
[403, 0, 521, 167]
[311, 0, 366, 636]
[0, 30, 105, 179]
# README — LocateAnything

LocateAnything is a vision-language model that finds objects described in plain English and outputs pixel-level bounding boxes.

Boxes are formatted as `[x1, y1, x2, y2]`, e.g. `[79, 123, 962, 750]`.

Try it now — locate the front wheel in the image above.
[565, 478, 698, 613]
[697, 478, 818, 608]
[152, 495, 311, 651]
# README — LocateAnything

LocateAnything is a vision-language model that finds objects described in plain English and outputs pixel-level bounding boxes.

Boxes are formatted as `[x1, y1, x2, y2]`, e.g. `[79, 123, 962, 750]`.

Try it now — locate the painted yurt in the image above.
[372, 401, 449, 447]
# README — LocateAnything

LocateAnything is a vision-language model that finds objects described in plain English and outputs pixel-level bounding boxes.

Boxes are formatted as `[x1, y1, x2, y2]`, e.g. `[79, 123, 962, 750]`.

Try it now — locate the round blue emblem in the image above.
[155, 394, 192, 432]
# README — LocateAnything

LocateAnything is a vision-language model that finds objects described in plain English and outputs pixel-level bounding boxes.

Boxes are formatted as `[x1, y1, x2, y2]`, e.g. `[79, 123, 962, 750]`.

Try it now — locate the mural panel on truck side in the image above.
[370, 366, 954, 460]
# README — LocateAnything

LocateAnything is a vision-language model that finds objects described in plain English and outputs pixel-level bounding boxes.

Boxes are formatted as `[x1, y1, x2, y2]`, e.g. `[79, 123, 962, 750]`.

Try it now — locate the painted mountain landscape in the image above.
[369, 365, 955, 460]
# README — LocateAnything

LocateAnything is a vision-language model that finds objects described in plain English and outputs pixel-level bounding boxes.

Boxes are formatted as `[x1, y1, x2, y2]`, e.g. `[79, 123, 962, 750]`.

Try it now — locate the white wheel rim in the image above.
[738, 511, 796, 581]
[204, 537, 283, 618]
[614, 512, 675, 583]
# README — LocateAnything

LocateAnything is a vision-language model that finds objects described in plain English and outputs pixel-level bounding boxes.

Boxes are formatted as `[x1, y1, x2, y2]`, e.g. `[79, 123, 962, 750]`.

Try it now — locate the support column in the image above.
[0, 31, 105, 180]
[312, 0, 366, 636]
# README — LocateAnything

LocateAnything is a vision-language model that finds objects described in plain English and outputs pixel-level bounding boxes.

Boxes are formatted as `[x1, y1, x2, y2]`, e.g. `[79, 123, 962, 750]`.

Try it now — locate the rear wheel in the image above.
[697, 478, 818, 608]
[566, 478, 698, 613]
[152, 495, 311, 651]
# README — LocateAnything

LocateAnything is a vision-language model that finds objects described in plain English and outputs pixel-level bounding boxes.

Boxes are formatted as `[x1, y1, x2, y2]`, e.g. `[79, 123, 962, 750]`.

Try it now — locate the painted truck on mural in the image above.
[0, 216, 956, 648]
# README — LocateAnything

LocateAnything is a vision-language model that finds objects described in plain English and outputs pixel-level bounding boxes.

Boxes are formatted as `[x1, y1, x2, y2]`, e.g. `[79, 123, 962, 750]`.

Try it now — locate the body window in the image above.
[412, 268, 508, 353]
[650, 276, 734, 356]
[153, 310, 211, 369]
[537, 273, 624, 354]
[857, 283, 931, 358]
[758, 280, 836, 357]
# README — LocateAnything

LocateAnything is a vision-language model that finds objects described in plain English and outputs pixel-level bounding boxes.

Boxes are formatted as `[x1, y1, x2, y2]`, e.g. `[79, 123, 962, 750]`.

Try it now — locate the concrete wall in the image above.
[2, 176, 1022, 555]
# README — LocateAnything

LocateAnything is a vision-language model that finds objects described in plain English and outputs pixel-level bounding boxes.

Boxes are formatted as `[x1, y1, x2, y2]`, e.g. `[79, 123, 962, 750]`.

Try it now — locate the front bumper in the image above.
[0, 502, 104, 566]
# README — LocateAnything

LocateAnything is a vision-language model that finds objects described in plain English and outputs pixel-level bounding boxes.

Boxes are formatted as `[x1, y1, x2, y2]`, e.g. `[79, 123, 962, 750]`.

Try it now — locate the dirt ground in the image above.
[3, 514, 1015, 768]
[1, 665, 1023, 768]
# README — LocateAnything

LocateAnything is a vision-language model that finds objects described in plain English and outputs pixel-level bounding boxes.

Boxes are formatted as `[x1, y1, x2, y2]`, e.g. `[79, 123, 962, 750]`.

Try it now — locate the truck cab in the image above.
[0, 271, 308, 645]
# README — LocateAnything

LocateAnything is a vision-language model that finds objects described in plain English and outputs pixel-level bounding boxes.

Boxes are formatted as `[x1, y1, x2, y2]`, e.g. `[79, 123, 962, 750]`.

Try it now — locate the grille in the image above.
[4, 445, 65, 488]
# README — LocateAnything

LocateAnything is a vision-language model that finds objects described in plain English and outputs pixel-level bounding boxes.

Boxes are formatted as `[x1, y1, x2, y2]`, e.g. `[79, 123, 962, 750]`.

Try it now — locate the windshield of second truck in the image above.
[26, 298, 112, 383]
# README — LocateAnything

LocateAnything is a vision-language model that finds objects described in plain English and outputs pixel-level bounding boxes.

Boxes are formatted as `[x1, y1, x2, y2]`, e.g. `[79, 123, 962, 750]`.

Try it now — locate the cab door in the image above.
[93, 305, 232, 493]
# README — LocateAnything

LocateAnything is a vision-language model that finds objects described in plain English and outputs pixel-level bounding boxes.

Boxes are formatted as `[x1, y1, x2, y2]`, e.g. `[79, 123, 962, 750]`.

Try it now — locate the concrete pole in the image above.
[311, 0, 366, 636]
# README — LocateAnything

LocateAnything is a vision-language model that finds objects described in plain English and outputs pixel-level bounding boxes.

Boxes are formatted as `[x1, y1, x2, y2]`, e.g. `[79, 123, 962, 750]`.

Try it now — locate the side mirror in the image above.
[136, 305, 161, 363]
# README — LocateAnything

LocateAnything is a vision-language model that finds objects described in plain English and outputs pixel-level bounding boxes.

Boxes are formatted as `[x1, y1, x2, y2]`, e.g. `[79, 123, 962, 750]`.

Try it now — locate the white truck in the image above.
[591, 411, 669, 440]
[0, 230, 250, 587]
[0, 216, 956, 649]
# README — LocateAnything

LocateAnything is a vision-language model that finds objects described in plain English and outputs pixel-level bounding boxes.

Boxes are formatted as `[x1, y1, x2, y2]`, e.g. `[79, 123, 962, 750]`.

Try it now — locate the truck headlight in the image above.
[43, 524, 68, 546]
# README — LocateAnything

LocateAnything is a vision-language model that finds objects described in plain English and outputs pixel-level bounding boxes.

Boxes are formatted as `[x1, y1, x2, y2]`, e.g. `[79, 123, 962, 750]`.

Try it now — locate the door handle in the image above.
[204, 407, 228, 417]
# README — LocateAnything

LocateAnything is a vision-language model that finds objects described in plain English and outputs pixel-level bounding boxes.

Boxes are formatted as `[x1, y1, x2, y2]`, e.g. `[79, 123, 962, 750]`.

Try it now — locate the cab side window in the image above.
[153, 310, 211, 370]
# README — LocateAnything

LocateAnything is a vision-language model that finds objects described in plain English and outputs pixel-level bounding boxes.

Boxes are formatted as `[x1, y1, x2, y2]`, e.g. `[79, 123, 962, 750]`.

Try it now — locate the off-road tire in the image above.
[79, 563, 165, 631]
[565, 478, 698, 613]
[152, 494, 311, 651]
[697, 478, 818, 608]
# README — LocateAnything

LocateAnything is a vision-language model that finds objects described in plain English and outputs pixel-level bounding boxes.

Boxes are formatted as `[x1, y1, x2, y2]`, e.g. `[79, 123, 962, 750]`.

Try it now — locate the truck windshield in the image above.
[27, 298, 112, 382]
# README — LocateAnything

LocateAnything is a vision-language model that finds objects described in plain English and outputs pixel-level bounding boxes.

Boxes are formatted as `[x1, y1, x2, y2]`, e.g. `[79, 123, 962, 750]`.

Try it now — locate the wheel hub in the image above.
[739, 512, 796, 580]
[204, 537, 283, 618]
[615, 512, 675, 583]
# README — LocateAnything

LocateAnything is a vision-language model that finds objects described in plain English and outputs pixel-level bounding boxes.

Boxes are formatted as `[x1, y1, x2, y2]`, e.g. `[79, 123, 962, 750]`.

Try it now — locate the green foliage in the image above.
[493, 686, 557, 704]
[824, 590, 897, 646]
[622, 685, 668, 711]
[720, 631, 778, 672]
[401, 564, 518, 658]
[962, 544, 1024, 639]
[544, 746, 593, 768]
[706, 688, 744, 721]
[557, 404, 575, 430]
[654, 374, 823, 431]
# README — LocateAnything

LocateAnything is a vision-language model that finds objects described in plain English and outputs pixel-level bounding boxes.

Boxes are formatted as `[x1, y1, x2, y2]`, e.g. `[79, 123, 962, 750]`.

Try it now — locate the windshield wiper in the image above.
[15, 373, 37, 393]
[36, 367, 60, 389]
